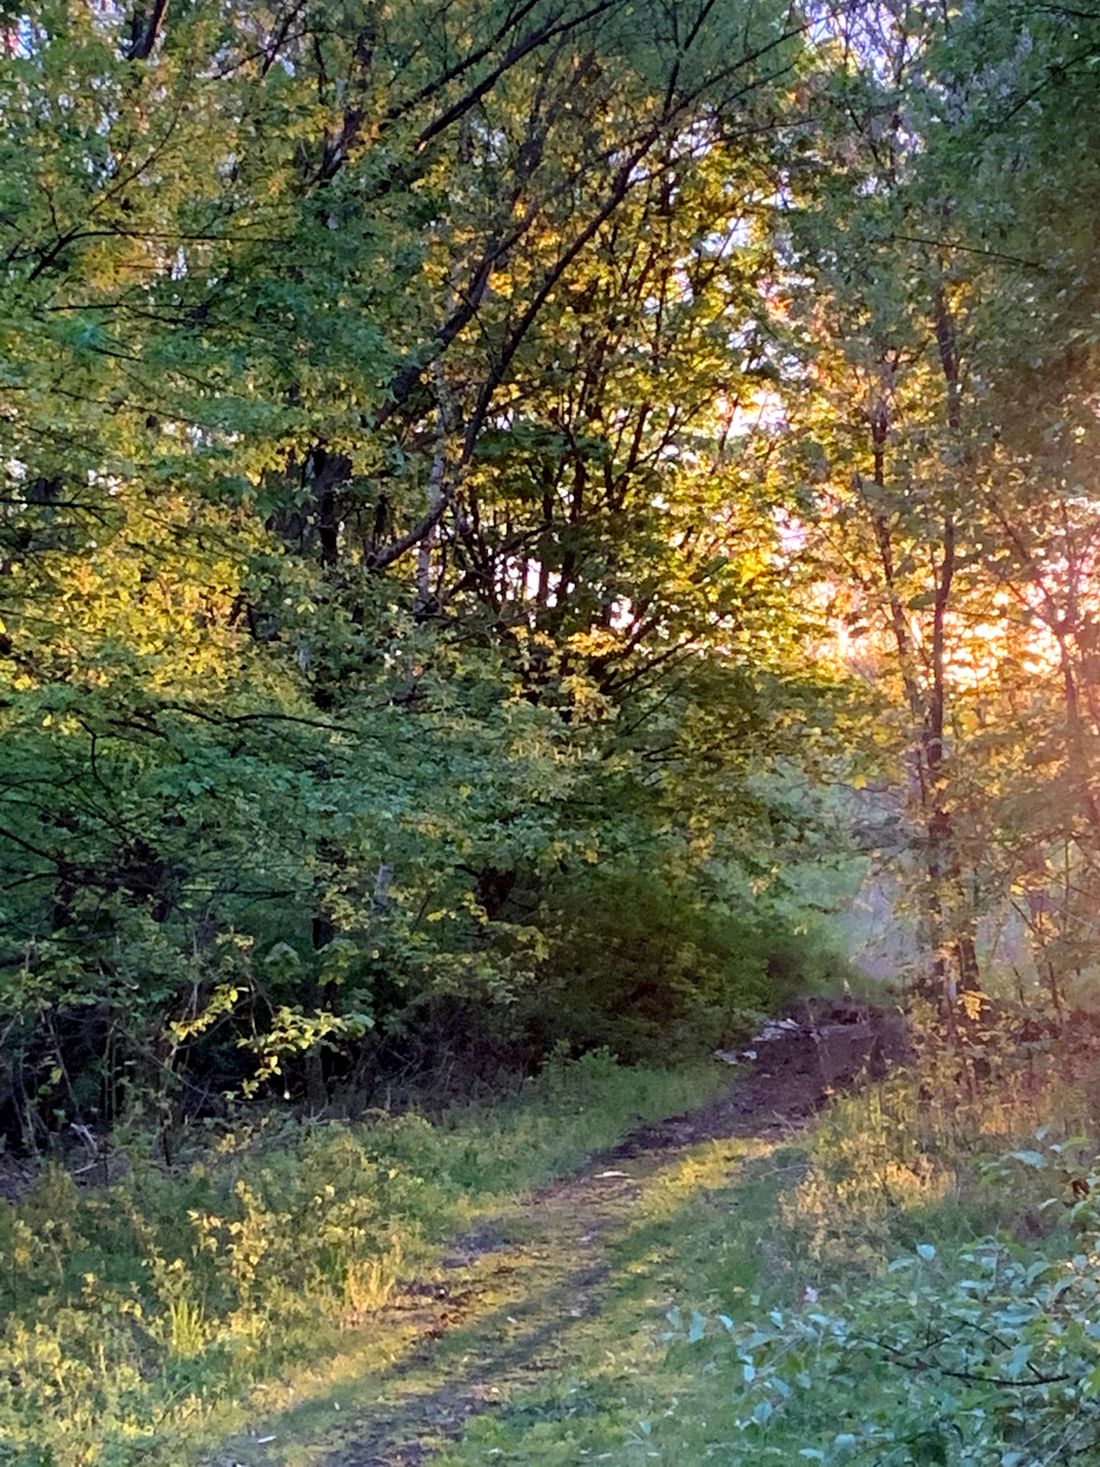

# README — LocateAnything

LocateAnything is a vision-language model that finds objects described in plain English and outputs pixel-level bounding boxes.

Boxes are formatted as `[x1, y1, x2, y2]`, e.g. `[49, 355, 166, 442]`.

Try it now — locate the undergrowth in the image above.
[690, 1010, 1100, 1464]
[434, 1006, 1100, 1466]
[0, 1051, 722, 1467]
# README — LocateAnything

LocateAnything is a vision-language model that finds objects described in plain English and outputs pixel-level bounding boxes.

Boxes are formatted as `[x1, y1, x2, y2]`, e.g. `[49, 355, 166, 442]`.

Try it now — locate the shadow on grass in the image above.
[198, 1142, 799, 1467]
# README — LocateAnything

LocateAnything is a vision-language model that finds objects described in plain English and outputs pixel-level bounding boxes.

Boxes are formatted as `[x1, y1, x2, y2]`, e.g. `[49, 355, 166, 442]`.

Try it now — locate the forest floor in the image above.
[205, 1003, 902, 1467]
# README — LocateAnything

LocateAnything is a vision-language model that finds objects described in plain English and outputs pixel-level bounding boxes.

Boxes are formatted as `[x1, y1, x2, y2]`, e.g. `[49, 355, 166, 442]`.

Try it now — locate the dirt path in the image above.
[212, 1002, 901, 1467]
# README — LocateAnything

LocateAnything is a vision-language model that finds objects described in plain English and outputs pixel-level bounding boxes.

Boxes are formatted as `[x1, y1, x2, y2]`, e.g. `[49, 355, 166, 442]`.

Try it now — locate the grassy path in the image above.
[206, 1012, 880, 1466]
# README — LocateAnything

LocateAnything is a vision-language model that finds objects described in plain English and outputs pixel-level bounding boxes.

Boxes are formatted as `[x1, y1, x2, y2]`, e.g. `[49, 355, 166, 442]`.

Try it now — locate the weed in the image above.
[0, 1055, 721, 1466]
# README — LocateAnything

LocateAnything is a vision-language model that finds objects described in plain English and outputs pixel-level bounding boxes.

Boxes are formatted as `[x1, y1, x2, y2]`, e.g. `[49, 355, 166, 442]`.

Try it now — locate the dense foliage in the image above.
[781, 1, 1100, 1009]
[0, 0, 853, 1143]
[5, 0, 1100, 1133]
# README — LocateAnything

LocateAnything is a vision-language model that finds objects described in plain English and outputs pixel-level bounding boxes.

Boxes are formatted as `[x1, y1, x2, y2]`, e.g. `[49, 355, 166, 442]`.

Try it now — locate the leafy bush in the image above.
[521, 868, 854, 1062]
[687, 1071, 1100, 1464]
[721, 1219, 1100, 1464]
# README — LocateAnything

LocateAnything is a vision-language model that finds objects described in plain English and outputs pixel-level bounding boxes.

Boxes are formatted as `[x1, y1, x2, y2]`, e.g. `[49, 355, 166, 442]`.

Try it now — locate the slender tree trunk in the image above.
[929, 280, 980, 1003]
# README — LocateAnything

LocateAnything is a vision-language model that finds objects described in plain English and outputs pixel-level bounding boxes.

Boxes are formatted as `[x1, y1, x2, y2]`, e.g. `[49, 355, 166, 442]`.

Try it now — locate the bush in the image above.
[683, 1049, 1100, 1464]
[721, 1217, 1100, 1463]
[519, 868, 853, 1063]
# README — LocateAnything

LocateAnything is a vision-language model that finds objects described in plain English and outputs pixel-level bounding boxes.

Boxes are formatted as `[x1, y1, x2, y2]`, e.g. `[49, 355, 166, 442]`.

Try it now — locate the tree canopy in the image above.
[3, 0, 1100, 1139]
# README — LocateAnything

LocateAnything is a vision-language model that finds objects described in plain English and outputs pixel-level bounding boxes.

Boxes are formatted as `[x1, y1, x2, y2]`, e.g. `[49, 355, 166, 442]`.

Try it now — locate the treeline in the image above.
[0, 0, 848, 1144]
[781, 1, 1100, 1016]
[5, 0, 1100, 1147]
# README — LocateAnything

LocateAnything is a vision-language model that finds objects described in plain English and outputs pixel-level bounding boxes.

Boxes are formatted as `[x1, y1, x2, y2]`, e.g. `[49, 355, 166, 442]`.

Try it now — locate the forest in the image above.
[3, 0, 1100, 1463]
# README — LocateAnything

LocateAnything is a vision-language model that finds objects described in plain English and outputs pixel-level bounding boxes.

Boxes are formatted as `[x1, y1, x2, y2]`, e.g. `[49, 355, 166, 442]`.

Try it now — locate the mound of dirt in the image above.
[646, 998, 909, 1154]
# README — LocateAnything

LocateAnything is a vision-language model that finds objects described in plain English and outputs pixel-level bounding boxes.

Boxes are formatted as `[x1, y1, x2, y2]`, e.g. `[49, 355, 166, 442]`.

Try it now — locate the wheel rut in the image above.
[212, 1001, 903, 1467]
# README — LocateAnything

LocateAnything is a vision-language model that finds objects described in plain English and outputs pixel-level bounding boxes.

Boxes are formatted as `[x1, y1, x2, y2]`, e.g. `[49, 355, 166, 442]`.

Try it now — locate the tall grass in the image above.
[0, 1051, 721, 1466]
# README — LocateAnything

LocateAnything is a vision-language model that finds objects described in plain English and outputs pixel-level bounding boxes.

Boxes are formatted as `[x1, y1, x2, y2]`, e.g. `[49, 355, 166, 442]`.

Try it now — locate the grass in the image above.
[434, 1137, 797, 1466]
[0, 1049, 724, 1467]
[205, 1131, 795, 1467]
[419, 1027, 1100, 1465]
[7, 1009, 1096, 1467]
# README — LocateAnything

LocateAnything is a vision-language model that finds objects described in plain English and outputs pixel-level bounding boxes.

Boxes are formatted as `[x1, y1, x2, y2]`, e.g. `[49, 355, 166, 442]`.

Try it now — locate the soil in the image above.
[211, 1000, 905, 1467]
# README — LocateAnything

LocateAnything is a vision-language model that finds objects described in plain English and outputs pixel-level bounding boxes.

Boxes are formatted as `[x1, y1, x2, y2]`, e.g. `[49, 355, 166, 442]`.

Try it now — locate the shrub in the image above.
[686, 1063, 1100, 1463]
[520, 868, 852, 1063]
[718, 1222, 1100, 1464]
